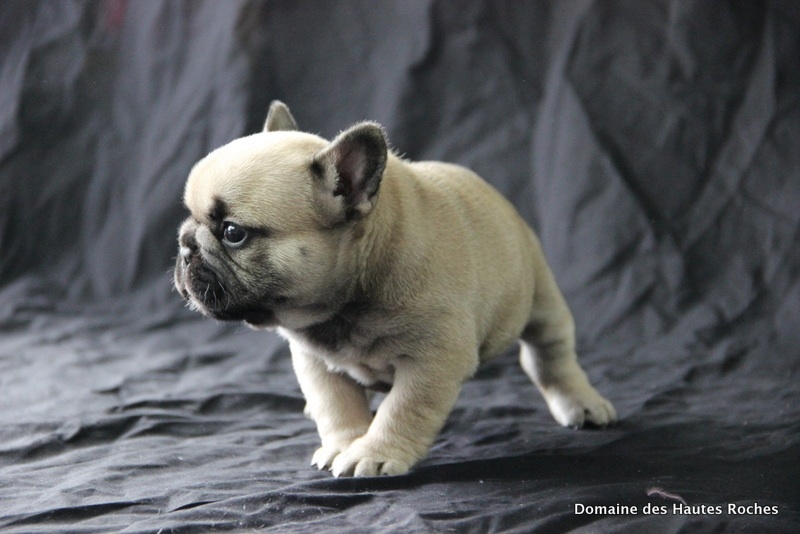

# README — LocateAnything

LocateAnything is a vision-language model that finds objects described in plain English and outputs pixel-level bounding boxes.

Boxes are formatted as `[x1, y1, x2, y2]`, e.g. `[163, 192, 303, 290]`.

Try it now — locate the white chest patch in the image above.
[280, 305, 407, 391]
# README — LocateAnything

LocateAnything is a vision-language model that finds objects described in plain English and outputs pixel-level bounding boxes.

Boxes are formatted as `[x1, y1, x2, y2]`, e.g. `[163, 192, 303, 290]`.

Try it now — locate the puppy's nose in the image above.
[179, 231, 199, 263]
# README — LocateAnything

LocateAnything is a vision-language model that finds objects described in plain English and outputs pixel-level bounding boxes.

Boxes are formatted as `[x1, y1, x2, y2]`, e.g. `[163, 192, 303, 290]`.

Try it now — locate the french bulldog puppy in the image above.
[174, 101, 616, 477]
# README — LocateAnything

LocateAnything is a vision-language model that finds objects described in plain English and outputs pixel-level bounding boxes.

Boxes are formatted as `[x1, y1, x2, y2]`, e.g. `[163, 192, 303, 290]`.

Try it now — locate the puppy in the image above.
[174, 101, 616, 477]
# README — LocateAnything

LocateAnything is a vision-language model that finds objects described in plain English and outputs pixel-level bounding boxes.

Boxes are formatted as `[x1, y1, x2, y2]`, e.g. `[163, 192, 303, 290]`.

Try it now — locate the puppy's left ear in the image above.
[263, 100, 298, 132]
[312, 122, 388, 223]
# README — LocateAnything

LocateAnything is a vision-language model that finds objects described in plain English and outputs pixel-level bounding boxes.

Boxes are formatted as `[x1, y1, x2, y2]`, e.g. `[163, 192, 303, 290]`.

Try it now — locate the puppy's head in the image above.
[174, 101, 388, 328]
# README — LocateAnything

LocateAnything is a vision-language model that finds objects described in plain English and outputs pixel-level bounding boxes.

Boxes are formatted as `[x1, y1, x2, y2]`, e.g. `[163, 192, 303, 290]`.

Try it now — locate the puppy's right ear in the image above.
[311, 122, 388, 226]
[263, 100, 298, 132]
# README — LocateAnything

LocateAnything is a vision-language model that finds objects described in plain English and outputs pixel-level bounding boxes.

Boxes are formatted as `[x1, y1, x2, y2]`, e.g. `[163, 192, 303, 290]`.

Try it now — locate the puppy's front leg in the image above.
[331, 350, 476, 477]
[290, 343, 373, 471]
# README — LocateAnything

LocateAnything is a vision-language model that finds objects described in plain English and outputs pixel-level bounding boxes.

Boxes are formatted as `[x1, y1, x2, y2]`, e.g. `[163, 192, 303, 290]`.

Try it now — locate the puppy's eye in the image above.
[222, 222, 248, 246]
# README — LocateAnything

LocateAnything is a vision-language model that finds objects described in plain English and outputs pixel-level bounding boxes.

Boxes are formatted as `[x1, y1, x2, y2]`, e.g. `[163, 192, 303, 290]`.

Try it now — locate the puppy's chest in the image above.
[298, 309, 400, 388]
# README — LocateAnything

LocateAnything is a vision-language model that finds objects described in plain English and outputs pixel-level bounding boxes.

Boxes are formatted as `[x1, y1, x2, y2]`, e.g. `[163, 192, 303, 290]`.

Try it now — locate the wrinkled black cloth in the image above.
[1, 1, 799, 532]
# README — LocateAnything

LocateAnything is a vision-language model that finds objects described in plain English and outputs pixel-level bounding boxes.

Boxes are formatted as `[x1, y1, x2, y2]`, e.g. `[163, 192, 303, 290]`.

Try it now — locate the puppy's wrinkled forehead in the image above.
[184, 131, 328, 230]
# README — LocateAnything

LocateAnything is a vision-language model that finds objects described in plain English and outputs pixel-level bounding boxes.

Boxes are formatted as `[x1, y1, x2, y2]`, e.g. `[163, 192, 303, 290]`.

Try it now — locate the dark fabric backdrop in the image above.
[1, 0, 799, 532]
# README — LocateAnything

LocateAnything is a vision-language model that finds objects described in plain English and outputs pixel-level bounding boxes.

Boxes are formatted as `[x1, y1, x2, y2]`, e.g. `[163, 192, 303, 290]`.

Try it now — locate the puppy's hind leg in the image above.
[519, 264, 616, 428]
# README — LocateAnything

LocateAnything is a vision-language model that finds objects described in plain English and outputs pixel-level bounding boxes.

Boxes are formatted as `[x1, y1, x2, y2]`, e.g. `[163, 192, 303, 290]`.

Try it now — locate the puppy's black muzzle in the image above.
[175, 225, 280, 327]
[176, 228, 229, 311]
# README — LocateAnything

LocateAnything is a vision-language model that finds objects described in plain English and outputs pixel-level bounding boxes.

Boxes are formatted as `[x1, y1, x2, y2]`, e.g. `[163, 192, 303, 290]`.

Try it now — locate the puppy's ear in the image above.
[311, 122, 388, 224]
[263, 100, 298, 132]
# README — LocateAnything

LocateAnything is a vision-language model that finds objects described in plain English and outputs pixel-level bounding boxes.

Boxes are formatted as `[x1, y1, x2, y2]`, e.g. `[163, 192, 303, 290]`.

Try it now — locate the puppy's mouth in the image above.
[213, 306, 278, 327]
[180, 258, 226, 308]
[175, 254, 286, 328]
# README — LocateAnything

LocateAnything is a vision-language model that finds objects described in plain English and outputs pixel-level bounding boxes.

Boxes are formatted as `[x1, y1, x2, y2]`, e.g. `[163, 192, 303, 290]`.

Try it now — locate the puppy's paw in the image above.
[311, 433, 364, 471]
[330, 436, 414, 477]
[543, 382, 617, 429]
[311, 444, 344, 471]
[311, 425, 371, 471]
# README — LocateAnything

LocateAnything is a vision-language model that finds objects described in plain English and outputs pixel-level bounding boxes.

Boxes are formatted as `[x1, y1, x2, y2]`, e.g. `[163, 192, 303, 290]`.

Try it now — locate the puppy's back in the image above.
[408, 160, 536, 267]
[399, 159, 539, 358]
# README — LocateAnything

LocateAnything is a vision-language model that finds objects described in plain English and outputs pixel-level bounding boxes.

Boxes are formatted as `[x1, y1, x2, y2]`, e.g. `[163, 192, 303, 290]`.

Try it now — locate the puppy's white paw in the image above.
[543, 383, 617, 429]
[311, 444, 344, 470]
[330, 437, 414, 477]
[311, 427, 371, 471]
